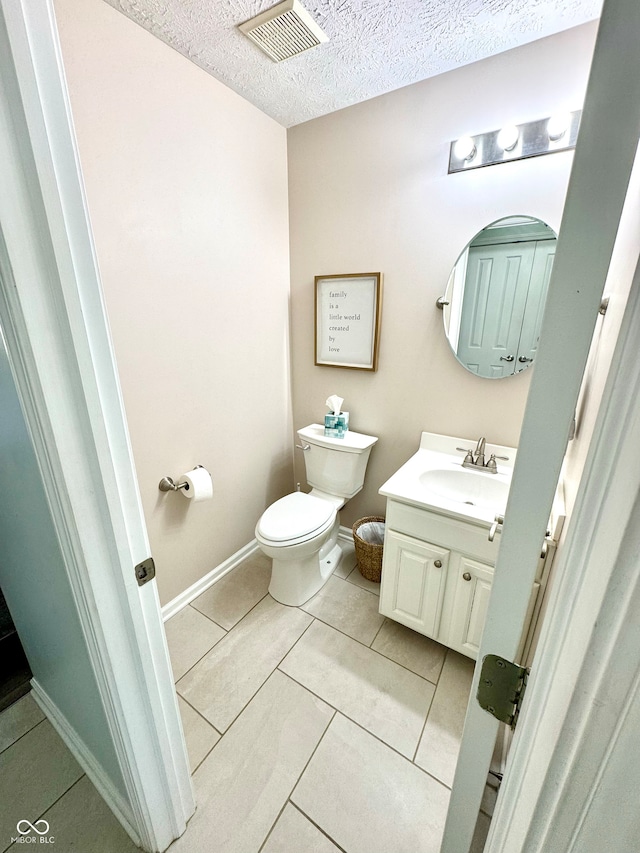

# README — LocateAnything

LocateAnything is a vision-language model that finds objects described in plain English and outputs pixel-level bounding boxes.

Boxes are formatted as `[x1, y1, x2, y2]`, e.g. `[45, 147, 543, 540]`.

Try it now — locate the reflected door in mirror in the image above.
[456, 240, 555, 376]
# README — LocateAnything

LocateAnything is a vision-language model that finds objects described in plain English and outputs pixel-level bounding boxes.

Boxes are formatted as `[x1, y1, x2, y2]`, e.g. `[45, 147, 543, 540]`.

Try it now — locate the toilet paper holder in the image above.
[158, 465, 204, 493]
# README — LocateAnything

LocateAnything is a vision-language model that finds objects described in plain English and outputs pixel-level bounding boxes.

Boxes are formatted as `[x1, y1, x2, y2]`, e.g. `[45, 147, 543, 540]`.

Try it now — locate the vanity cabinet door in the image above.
[379, 530, 449, 639]
[447, 557, 494, 659]
[448, 557, 542, 660]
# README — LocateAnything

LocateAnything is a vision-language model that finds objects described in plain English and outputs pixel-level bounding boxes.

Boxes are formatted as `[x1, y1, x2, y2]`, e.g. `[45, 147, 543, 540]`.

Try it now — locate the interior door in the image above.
[457, 242, 535, 376]
[440, 1, 640, 849]
[515, 241, 556, 370]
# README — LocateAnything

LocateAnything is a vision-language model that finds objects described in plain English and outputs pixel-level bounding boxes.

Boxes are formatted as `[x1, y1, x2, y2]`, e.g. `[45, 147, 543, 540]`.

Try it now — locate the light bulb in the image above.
[453, 136, 477, 162]
[497, 125, 519, 152]
[547, 112, 571, 141]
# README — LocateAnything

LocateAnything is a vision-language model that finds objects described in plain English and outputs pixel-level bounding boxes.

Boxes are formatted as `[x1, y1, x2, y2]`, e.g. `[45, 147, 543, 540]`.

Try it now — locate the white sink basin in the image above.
[379, 432, 517, 524]
[419, 468, 510, 511]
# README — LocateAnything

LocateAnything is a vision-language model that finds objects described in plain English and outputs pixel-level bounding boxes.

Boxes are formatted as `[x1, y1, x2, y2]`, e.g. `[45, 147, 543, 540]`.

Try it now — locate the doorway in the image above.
[0, 589, 31, 712]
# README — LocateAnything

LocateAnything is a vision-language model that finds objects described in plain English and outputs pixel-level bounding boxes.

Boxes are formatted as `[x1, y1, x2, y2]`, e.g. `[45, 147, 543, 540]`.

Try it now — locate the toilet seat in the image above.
[256, 492, 336, 546]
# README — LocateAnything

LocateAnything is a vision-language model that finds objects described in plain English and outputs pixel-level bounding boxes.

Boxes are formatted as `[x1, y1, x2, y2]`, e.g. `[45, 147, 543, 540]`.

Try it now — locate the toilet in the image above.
[255, 423, 378, 606]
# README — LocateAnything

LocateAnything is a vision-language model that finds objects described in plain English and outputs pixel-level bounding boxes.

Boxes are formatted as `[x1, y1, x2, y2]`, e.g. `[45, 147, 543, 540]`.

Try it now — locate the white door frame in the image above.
[442, 0, 640, 849]
[487, 198, 640, 852]
[0, 1, 194, 850]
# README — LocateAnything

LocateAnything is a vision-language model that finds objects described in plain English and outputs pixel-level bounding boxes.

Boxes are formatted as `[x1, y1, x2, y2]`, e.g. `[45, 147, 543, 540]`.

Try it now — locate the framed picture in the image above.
[314, 273, 382, 371]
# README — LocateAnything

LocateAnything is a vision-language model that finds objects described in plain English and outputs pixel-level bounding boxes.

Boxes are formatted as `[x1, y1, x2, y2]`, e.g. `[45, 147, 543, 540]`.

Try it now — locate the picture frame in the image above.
[314, 273, 382, 371]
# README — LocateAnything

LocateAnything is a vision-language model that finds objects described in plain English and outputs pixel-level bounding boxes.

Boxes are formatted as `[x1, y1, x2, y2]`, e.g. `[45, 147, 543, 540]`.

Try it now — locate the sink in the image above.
[379, 431, 566, 537]
[378, 431, 517, 524]
[419, 468, 510, 511]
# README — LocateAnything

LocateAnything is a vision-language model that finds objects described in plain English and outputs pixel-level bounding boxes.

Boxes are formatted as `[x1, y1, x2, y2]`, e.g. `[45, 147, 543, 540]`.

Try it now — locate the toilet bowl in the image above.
[255, 491, 342, 606]
[255, 424, 378, 606]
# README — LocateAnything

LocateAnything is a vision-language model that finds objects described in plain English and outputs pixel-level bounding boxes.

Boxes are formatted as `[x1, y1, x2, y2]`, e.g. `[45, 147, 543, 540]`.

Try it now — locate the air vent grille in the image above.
[239, 0, 328, 63]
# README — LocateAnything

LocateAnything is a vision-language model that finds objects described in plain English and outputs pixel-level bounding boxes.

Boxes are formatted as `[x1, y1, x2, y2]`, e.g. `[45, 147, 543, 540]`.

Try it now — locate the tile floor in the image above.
[0, 543, 494, 853]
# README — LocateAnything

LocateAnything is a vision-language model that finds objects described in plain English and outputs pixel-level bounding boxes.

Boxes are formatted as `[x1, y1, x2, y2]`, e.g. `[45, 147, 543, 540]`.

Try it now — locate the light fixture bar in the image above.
[448, 110, 582, 174]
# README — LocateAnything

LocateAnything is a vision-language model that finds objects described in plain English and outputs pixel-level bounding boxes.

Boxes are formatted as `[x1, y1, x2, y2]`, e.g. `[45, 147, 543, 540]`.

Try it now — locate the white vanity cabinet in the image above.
[379, 499, 545, 660]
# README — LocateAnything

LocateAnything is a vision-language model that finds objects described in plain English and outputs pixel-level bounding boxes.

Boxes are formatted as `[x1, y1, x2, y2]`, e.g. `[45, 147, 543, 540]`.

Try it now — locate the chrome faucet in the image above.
[456, 437, 508, 473]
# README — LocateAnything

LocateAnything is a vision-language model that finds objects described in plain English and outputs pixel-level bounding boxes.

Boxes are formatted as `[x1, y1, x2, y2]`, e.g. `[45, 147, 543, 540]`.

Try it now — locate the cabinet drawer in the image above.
[386, 500, 500, 564]
[379, 530, 449, 639]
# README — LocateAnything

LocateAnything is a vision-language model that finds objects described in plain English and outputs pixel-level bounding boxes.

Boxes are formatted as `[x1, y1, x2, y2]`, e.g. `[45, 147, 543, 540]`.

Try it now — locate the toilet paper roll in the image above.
[180, 466, 213, 502]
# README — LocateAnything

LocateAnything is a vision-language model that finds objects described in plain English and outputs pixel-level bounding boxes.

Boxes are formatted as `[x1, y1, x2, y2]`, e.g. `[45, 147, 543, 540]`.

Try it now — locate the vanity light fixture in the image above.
[453, 135, 477, 162]
[497, 124, 519, 152]
[448, 109, 582, 173]
[547, 111, 572, 141]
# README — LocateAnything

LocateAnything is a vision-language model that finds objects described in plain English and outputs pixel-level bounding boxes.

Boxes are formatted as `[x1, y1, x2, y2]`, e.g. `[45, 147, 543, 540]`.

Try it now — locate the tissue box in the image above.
[324, 412, 349, 438]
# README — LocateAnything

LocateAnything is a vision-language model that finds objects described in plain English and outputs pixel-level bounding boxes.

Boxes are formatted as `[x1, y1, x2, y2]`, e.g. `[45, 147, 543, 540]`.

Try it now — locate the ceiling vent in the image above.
[239, 0, 328, 63]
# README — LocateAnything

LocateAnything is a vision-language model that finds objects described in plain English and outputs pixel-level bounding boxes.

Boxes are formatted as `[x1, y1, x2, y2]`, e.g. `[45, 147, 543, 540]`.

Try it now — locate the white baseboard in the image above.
[30, 679, 141, 848]
[338, 524, 355, 544]
[162, 530, 354, 623]
[161, 539, 261, 622]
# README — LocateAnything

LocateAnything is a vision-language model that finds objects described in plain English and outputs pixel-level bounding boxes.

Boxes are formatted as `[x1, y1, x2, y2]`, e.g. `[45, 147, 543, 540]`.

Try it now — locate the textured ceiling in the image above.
[103, 0, 602, 127]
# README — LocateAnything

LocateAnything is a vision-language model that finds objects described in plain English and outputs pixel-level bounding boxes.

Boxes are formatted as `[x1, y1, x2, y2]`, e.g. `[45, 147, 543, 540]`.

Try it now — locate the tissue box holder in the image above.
[324, 412, 349, 438]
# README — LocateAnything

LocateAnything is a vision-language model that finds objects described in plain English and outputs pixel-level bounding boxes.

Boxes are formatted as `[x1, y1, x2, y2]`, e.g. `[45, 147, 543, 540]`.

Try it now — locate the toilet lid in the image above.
[257, 492, 335, 543]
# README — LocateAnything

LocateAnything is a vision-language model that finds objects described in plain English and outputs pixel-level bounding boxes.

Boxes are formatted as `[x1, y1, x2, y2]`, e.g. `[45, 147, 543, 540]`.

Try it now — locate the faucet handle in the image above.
[485, 453, 509, 473]
[456, 447, 475, 466]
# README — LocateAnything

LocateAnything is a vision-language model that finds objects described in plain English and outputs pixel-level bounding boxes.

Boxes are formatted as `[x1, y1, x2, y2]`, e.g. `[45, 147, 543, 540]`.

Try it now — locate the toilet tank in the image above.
[297, 424, 378, 500]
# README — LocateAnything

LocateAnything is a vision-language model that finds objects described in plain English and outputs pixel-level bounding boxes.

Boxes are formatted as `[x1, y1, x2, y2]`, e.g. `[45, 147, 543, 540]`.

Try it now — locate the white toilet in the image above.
[255, 423, 378, 606]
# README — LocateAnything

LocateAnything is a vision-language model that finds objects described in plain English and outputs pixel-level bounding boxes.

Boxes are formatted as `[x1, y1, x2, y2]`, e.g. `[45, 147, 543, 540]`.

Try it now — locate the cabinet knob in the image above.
[463, 571, 472, 581]
[434, 559, 442, 568]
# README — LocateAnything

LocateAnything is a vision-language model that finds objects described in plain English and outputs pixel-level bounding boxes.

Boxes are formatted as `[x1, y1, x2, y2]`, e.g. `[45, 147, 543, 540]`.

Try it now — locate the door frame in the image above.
[0, 1, 194, 850]
[487, 194, 640, 852]
[442, 0, 640, 849]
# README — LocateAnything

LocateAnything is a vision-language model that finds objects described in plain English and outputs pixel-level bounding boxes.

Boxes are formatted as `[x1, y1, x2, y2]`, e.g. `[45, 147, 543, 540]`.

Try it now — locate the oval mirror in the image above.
[442, 216, 557, 378]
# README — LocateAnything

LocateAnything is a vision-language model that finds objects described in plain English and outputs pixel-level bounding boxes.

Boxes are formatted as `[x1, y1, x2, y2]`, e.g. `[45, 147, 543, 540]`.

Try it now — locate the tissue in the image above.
[180, 466, 213, 501]
[325, 395, 349, 438]
[326, 395, 343, 415]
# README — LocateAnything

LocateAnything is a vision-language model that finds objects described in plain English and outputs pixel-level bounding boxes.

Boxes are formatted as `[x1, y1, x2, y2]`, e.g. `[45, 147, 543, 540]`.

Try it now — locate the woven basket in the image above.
[352, 516, 385, 583]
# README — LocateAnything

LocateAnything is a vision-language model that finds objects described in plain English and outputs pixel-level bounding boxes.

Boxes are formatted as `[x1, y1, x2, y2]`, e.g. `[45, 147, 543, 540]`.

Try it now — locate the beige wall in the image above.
[288, 22, 598, 528]
[54, 0, 292, 604]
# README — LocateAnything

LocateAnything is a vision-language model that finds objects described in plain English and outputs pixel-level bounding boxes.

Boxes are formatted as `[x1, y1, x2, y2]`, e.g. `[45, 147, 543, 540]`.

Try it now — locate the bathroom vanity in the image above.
[378, 432, 563, 662]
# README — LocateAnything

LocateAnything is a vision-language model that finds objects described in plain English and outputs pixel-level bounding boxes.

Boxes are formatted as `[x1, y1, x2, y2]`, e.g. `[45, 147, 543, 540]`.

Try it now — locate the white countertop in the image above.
[379, 432, 517, 526]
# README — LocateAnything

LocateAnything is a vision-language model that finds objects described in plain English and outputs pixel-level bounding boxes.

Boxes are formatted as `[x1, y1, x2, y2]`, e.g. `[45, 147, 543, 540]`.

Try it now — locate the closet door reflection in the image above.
[456, 239, 555, 376]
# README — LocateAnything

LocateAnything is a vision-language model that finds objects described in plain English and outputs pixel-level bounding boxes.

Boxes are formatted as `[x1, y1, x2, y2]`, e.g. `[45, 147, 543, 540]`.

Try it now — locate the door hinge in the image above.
[477, 654, 529, 729]
[135, 556, 156, 587]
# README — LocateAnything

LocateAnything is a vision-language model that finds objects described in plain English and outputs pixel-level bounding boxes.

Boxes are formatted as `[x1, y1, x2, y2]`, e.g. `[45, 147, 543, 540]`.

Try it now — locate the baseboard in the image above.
[338, 524, 352, 539]
[161, 539, 261, 622]
[162, 531, 354, 623]
[30, 679, 141, 847]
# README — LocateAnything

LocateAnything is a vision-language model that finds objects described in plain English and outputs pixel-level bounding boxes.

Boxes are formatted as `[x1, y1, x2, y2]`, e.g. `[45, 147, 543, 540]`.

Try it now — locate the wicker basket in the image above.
[352, 516, 385, 583]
